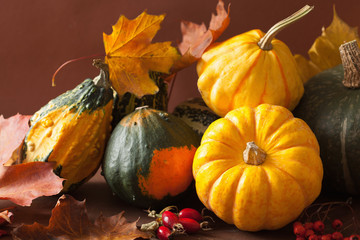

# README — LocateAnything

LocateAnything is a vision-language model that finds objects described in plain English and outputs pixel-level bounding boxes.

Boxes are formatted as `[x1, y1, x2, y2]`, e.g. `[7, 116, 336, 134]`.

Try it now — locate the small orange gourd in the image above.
[197, 6, 313, 117]
[192, 104, 323, 231]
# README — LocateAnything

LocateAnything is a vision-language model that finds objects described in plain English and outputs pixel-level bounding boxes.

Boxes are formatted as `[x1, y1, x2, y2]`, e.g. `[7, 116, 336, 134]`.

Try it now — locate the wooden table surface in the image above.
[1, 169, 359, 240]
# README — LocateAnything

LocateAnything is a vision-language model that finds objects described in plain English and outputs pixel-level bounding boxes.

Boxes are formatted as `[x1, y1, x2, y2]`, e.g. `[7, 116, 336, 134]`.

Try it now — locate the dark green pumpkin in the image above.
[293, 41, 360, 195]
[111, 71, 169, 128]
[172, 97, 220, 138]
[103, 107, 200, 208]
[21, 67, 114, 192]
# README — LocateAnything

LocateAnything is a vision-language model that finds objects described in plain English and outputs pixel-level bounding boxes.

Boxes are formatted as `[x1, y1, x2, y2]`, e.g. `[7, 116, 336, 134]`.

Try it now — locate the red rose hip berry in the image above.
[178, 218, 201, 233]
[179, 208, 203, 222]
[156, 226, 172, 240]
[162, 211, 179, 229]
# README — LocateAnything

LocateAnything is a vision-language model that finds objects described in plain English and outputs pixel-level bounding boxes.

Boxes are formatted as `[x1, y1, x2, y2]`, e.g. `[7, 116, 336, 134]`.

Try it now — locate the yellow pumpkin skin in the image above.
[197, 29, 304, 117]
[22, 74, 114, 192]
[192, 104, 323, 231]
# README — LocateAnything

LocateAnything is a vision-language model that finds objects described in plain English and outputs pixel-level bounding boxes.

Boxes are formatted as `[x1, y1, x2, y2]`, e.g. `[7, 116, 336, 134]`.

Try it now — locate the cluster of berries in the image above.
[141, 207, 212, 240]
[293, 219, 359, 240]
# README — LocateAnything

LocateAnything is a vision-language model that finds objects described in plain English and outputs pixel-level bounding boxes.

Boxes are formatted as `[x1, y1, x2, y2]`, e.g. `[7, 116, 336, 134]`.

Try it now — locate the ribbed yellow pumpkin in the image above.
[192, 104, 323, 231]
[197, 6, 312, 117]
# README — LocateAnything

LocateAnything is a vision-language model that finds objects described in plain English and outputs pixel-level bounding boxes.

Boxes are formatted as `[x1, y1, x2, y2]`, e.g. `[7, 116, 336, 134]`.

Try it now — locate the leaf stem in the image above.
[167, 73, 178, 105]
[52, 53, 106, 87]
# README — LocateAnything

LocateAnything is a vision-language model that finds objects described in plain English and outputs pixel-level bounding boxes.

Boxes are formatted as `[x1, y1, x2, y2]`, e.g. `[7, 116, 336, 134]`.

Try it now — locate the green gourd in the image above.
[293, 40, 360, 195]
[103, 106, 200, 208]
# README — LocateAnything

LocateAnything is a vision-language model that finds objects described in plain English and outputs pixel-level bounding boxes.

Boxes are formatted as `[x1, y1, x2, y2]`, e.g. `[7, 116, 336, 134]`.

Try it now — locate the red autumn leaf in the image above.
[172, 0, 230, 71]
[0, 114, 31, 164]
[12, 194, 152, 240]
[0, 114, 64, 206]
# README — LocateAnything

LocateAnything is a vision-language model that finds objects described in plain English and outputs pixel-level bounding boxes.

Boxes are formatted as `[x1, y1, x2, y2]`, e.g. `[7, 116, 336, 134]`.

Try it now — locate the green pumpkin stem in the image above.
[93, 59, 112, 89]
[243, 141, 267, 165]
[339, 40, 360, 88]
[258, 5, 314, 51]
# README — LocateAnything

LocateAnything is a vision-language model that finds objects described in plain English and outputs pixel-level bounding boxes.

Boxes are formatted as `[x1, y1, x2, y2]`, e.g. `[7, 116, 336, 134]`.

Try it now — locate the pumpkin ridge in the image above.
[194, 160, 234, 209]
[258, 116, 294, 151]
[201, 138, 240, 156]
[266, 162, 308, 206]
[272, 51, 291, 108]
[259, 167, 272, 230]
[258, 72, 268, 105]
[222, 116, 247, 147]
[268, 142, 319, 155]
[267, 147, 321, 175]
[225, 108, 256, 144]
[254, 29, 265, 39]
[227, 168, 244, 223]
[209, 164, 244, 219]
[230, 50, 263, 110]
[232, 167, 269, 231]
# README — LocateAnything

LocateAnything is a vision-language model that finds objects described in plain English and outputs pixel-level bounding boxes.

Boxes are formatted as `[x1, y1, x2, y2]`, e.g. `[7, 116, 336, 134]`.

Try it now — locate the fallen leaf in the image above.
[0, 114, 64, 206]
[296, 6, 360, 83]
[173, 0, 230, 71]
[103, 11, 180, 98]
[12, 194, 152, 240]
[0, 114, 30, 164]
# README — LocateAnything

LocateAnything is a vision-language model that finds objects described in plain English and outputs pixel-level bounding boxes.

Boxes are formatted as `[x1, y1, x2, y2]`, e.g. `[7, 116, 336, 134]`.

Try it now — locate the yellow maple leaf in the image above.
[296, 6, 360, 83]
[103, 11, 180, 97]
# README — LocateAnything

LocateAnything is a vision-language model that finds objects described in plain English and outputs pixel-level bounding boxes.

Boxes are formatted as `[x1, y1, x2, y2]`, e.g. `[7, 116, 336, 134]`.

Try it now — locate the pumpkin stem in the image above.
[92, 59, 112, 89]
[258, 5, 314, 50]
[339, 40, 360, 88]
[243, 141, 266, 165]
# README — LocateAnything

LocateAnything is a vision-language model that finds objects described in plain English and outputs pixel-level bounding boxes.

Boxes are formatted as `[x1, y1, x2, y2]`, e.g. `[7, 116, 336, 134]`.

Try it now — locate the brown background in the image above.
[1, 0, 360, 118]
[1, 1, 360, 239]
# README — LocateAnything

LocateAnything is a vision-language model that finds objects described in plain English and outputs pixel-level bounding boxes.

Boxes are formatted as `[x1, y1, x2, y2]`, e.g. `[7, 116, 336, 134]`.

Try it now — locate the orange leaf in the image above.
[103, 11, 180, 98]
[0, 114, 63, 206]
[296, 6, 360, 83]
[12, 194, 152, 240]
[173, 0, 230, 71]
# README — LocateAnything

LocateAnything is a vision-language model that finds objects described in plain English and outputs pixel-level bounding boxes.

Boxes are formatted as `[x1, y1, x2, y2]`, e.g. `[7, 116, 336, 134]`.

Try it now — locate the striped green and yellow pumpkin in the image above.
[172, 97, 220, 138]
[197, 6, 312, 117]
[103, 106, 200, 208]
[21, 66, 114, 192]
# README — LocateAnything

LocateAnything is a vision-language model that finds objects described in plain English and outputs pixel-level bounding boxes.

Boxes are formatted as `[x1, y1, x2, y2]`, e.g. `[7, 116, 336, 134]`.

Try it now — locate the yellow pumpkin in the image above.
[197, 6, 313, 117]
[192, 104, 323, 231]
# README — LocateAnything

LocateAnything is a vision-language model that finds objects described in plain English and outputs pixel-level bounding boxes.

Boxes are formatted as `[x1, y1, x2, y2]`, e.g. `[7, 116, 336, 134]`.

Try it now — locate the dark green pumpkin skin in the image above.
[172, 97, 220, 138]
[111, 71, 168, 128]
[293, 64, 360, 195]
[29, 79, 113, 124]
[103, 107, 200, 208]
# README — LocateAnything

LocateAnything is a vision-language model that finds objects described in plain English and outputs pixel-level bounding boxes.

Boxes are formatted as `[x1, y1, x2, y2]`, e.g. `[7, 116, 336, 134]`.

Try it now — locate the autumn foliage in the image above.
[12, 194, 152, 240]
[0, 114, 63, 206]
